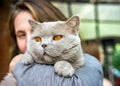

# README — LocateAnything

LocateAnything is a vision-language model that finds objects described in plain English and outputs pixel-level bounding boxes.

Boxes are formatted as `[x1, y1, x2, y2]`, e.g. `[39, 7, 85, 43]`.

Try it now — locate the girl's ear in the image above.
[28, 20, 41, 29]
[66, 15, 80, 32]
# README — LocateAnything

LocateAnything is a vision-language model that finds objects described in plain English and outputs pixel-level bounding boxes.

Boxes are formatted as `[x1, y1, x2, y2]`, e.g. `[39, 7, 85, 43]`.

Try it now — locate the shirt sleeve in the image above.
[13, 53, 103, 86]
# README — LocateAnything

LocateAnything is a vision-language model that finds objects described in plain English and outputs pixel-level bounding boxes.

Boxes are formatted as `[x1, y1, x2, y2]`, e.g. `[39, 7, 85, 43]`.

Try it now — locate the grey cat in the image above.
[0, 15, 84, 86]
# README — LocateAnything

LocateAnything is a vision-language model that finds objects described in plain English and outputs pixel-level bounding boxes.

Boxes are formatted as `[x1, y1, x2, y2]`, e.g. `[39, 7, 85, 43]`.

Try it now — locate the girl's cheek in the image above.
[17, 39, 27, 53]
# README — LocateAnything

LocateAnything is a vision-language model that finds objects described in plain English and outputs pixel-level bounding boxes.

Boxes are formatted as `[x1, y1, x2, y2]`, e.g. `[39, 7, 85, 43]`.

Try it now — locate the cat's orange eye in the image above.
[34, 37, 42, 42]
[53, 35, 63, 41]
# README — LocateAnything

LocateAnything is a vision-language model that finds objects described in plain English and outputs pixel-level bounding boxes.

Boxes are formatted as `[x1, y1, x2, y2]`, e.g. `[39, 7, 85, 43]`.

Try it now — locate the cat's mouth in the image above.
[43, 52, 51, 57]
[43, 52, 46, 56]
[42, 52, 55, 64]
[43, 52, 48, 56]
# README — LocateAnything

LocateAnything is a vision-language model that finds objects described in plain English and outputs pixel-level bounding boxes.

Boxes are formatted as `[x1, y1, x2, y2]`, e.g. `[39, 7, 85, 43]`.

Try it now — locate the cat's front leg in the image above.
[54, 61, 75, 77]
[21, 52, 34, 64]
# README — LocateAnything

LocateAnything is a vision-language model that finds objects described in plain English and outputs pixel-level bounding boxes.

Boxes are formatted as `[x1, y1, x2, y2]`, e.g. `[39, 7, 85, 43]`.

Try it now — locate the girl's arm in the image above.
[9, 54, 23, 73]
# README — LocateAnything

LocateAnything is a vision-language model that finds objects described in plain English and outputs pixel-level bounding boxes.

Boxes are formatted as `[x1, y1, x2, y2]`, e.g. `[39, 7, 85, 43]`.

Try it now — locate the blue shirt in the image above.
[14, 54, 103, 86]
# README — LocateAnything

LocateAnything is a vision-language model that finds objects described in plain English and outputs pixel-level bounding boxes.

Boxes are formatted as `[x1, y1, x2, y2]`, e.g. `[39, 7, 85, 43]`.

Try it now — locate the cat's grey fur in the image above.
[0, 15, 84, 86]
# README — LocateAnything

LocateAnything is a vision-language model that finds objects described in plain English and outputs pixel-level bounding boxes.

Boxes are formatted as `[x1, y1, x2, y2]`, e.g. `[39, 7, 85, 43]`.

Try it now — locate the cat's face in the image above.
[27, 16, 81, 63]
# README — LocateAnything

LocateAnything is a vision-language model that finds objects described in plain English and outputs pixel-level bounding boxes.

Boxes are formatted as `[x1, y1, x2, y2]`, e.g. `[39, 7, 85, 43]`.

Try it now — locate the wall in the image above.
[0, 0, 10, 80]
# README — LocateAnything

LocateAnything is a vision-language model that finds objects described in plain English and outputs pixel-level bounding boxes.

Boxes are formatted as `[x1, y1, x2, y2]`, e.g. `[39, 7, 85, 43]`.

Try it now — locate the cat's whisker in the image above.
[62, 44, 79, 54]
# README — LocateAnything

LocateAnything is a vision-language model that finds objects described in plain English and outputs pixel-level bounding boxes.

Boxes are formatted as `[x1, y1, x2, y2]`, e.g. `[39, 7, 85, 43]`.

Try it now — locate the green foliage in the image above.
[112, 44, 120, 71]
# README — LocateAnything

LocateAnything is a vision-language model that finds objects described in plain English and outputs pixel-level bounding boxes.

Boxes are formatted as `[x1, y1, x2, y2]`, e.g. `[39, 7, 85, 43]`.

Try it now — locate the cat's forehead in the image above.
[41, 21, 65, 33]
[32, 21, 65, 36]
[43, 21, 64, 28]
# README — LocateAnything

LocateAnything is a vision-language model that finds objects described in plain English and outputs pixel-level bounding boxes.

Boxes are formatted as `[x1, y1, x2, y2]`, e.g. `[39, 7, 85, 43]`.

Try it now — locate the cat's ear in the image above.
[28, 20, 41, 29]
[66, 15, 80, 32]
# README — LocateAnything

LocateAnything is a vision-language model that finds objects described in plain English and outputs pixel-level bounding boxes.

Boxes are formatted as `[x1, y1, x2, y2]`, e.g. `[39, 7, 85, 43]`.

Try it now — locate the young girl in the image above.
[9, 0, 67, 72]
[8, 0, 103, 86]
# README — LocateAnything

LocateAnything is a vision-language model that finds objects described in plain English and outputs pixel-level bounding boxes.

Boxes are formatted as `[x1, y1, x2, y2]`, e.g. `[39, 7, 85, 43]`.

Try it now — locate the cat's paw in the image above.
[21, 54, 34, 64]
[22, 57, 34, 64]
[54, 61, 75, 77]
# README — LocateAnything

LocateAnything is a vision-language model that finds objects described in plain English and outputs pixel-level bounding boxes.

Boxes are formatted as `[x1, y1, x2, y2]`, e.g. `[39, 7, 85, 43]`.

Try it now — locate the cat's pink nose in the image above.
[42, 44, 47, 48]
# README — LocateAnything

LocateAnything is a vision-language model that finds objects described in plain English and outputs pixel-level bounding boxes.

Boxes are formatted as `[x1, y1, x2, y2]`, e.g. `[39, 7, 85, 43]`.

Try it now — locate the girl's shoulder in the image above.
[9, 54, 23, 73]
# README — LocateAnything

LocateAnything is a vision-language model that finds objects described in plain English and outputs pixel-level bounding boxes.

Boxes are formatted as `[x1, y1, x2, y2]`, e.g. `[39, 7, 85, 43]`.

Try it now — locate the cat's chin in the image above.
[42, 53, 55, 64]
